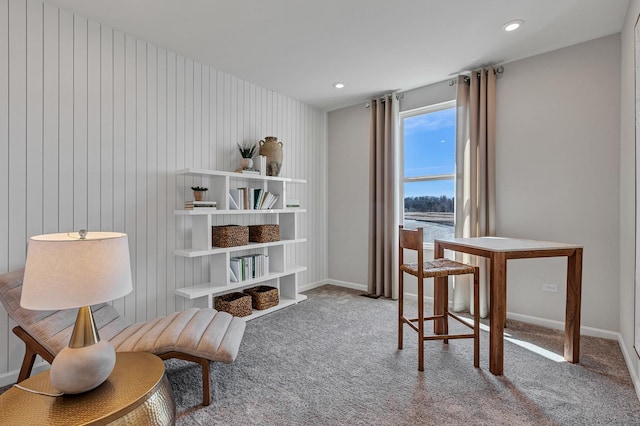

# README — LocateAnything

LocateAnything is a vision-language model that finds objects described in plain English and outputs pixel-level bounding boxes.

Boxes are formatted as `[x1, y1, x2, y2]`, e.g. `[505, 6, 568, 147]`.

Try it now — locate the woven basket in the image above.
[248, 224, 280, 243]
[214, 292, 252, 317]
[243, 285, 279, 310]
[212, 225, 249, 247]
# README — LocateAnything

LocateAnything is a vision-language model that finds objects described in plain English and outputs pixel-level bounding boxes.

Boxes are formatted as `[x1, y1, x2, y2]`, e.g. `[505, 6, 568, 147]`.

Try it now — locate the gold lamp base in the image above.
[49, 306, 116, 394]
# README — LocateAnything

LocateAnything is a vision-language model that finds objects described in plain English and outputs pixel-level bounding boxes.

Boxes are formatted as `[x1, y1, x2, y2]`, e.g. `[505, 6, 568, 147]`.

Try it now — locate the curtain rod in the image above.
[365, 93, 403, 108]
[364, 65, 504, 108]
[449, 65, 504, 86]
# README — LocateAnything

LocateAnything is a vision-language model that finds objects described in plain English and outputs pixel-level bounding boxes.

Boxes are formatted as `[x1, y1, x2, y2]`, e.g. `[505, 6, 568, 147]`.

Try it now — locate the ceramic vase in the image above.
[258, 136, 283, 176]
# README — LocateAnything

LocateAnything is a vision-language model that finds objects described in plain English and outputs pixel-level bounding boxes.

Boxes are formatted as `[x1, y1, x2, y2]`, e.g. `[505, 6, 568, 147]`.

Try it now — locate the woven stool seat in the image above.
[400, 258, 476, 278]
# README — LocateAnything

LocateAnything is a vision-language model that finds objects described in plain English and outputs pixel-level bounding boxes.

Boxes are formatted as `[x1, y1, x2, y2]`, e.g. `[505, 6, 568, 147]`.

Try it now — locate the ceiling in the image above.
[45, 0, 629, 111]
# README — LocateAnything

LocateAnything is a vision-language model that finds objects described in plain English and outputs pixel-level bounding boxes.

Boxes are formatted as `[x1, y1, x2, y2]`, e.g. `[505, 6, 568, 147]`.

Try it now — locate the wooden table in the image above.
[0, 352, 175, 425]
[433, 237, 583, 375]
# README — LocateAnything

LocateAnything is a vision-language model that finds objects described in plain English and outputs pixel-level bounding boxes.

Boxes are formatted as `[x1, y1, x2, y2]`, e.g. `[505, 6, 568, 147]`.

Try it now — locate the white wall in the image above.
[0, 0, 328, 379]
[327, 35, 622, 334]
[619, 0, 640, 392]
[327, 104, 369, 289]
[496, 34, 621, 332]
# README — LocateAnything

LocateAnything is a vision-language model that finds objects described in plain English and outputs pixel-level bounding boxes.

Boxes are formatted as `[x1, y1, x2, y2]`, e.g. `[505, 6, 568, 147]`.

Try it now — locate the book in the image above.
[229, 266, 238, 282]
[286, 198, 300, 208]
[229, 189, 244, 210]
[260, 192, 275, 209]
[228, 192, 240, 210]
[241, 169, 260, 175]
[230, 257, 242, 281]
[242, 256, 250, 280]
[185, 201, 217, 210]
[258, 192, 270, 209]
[186, 200, 217, 205]
[253, 188, 264, 209]
[239, 187, 249, 210]
[261, 193, 279, 209]
[246, 188, 256, 210]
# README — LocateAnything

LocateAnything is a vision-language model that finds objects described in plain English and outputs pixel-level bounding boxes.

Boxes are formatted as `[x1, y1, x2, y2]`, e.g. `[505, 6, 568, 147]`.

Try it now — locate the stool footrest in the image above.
[400, 314, 476, 338]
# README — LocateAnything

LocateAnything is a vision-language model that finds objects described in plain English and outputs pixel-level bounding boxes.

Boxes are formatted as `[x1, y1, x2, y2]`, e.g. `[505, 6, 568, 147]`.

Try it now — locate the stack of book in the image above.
[228, 188, 279, 210]
[229, 254, 269, 282]
[185, 200, 217, 210]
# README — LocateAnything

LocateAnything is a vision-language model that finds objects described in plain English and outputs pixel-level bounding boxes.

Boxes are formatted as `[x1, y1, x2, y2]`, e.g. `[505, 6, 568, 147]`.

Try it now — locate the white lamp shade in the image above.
[21, 232, 133, 310]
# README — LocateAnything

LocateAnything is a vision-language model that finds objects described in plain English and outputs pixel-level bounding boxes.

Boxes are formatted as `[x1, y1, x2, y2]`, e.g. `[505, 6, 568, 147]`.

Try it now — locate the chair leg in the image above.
[200, 359, 211, 406]
[12, 326, 55, 382]
[159, 352, 212, 406]
[398, 269, 404, 350]
[442, 277, 449, 345]
[18, 346, 38, 383]
[418, 276, 424, 372]
[473, 268, 480, 368]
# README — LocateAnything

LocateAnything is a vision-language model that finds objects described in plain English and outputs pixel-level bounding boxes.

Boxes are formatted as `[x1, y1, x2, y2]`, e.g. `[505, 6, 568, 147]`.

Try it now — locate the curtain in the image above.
[368, 94, 400, 298]
[452, 67, 497, 318]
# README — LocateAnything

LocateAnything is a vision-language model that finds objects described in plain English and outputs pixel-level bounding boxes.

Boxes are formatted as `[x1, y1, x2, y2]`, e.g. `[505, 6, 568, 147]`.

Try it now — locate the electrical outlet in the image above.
[542, 283, 559, 293]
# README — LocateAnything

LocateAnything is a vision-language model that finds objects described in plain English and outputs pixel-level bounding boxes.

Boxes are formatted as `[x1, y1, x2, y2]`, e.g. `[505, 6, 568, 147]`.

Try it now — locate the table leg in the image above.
[434, 242, 446, 335]
[564, 248, 583, 363]
[489, 252, 506, 375]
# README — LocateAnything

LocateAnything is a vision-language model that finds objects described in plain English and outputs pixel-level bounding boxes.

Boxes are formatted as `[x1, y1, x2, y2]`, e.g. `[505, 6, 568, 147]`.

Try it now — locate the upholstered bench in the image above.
[0, 269, 246, 406]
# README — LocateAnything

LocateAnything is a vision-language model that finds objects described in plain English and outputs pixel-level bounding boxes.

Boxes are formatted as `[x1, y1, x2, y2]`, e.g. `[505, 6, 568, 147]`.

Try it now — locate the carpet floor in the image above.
[167, 285, 640, 425]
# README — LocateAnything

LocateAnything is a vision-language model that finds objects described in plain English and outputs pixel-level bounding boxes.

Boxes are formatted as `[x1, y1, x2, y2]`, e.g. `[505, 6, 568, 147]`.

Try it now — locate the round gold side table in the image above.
[0, 352, 175, 425]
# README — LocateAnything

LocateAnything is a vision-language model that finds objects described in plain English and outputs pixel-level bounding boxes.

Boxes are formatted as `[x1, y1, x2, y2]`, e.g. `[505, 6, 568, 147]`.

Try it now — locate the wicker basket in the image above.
[248, 224, 280, 243]
[212, 225, 249, 247]
[243, 285, 279, 310]
[214, 292, 252, 317]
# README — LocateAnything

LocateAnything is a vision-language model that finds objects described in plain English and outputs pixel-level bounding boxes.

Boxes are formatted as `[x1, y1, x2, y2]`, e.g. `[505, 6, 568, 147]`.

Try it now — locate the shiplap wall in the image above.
[0, 0, 328, 377]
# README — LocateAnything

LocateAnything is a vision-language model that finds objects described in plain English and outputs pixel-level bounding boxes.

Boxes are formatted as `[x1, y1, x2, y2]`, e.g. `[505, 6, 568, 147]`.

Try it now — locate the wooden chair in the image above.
[398, 226, 480, 371]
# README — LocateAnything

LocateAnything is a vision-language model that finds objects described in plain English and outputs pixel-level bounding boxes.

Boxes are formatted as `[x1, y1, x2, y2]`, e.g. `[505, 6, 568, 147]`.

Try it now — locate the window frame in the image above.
[399, 99, 456, 248]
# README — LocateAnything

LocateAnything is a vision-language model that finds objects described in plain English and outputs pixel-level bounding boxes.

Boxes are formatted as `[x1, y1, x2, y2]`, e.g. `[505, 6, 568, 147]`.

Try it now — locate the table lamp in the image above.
[21, 230, 133, 394]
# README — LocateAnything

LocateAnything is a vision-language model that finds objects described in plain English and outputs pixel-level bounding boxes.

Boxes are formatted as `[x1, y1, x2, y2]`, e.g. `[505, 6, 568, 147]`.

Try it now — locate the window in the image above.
[400, 100, 456, 244]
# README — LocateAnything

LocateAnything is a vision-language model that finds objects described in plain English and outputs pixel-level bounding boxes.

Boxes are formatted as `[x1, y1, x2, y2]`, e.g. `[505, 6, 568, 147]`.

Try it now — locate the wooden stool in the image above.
[398, 226, 480, 371]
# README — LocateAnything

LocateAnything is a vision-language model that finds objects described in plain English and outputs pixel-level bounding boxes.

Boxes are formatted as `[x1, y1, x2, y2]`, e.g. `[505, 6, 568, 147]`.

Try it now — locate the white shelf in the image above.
[175, 167, 307, 319]
[243, 294, 307, 321]
[175, 208, 306, 215]
[175, 238, 307, 258]
[175, 168, 306, 184]
[175, 266, 307, 299]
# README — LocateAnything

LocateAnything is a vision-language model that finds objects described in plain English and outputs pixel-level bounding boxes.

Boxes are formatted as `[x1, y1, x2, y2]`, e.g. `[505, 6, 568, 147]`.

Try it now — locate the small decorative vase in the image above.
[240, 158, 253, 170]
[193, 190, 206, 201]
[259, 136, 283, 177]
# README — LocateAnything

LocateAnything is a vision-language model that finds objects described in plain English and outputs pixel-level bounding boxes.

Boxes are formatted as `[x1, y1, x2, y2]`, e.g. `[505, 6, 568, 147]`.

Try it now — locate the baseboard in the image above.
[505, 312, 618, 340]
[0, 361, 49, 388]
[322, 279, 368, 292]
[298, 279, 331, 293]
[616, 334, 640, 402]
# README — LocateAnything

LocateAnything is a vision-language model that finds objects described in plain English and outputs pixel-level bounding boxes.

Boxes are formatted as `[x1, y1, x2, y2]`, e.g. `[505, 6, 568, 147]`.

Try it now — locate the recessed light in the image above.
[502, 19, 524, 32]
[333, 82, 345, 89]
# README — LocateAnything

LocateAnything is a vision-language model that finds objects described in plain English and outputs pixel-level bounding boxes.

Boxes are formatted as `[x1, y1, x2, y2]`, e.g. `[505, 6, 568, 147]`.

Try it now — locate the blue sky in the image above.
[403, 106, 456, 198]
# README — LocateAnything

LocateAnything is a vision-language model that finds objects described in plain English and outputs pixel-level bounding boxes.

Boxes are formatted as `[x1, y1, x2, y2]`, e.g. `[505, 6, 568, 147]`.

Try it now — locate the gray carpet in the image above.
[167, 285, 640, 425]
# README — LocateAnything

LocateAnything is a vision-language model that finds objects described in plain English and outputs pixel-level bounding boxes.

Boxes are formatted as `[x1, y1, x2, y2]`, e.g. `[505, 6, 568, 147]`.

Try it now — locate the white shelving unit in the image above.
[174, 168, 307, 320]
